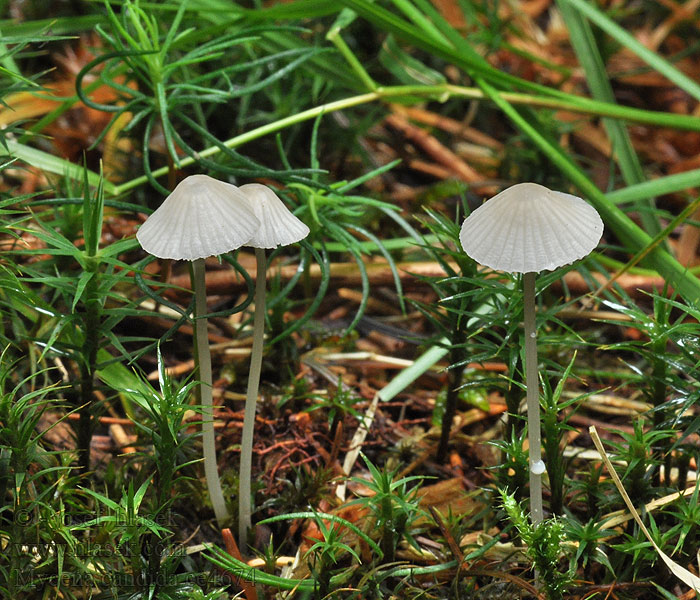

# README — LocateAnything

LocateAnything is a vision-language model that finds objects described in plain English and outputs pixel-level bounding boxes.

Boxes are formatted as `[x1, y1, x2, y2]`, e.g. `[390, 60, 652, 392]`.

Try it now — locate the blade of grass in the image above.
[606, 168, 700, 204]
[378, 341, 449, 402]
[150, 0, 339, 20]
[5, 139, 117, 195]
[591, 195, 700, 300]
[557, 0, 661, 239]
[0, 14, 104, 37]
[326, 10, 378, 92]
[559, 0, 700, 103]
[338, 0, 700, 124]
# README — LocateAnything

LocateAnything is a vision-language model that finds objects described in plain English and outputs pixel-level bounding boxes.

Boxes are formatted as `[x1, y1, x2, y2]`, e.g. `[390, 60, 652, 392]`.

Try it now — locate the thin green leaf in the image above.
[560, 0, 700, 102]
[4, 139, 117, 194]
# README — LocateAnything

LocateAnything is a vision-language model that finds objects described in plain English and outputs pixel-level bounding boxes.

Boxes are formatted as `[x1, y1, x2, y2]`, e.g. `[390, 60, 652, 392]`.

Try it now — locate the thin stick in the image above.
[336, 392, 380, 502]
[523, 271, 544, 525]
[239, 247, 267, 550]
[193, 258, 229, 525]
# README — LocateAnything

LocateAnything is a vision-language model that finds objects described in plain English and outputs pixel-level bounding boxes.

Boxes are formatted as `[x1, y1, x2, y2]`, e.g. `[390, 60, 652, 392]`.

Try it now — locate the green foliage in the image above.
[348, 453, 425, 564]
[408, 206, 518, 459]
[262, 463, 335, 516]
[305, 513, 361, 598]
[287, 156, 411, 337]
[0, 354, 116, 599]
[305, 378, 362, 438]
[77, 0, 323, 192]
[610, 512, 676, 583]
[72, 350, 214, 598]
[9, 174, 142, 470]
[489, 427, 530, 501]
[608, 420, 674, 505]
[568, 461, 606, 521]
[663, 481, 700, 559]
[540, 354, 594, 516]
[254, 509, 381, 595]
[600, 289, 700, 487]
[563, 516, 615, 578]
[3, 0, 700, 596]
[120, 346, 200, 516]
[500, 489, 574, 600]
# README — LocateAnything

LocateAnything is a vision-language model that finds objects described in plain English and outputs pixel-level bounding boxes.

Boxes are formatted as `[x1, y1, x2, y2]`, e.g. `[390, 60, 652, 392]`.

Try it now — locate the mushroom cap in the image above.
[238, 183, 310, 249]
[136, 175, 261, 260]
[459, 182, 603, 273]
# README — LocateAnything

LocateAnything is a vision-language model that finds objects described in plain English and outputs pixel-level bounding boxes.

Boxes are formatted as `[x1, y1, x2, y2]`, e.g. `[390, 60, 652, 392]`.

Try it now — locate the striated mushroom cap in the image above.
[136, 175, 261, 260]
[238, 183, 310, 249]
[459, 182, 603, 273]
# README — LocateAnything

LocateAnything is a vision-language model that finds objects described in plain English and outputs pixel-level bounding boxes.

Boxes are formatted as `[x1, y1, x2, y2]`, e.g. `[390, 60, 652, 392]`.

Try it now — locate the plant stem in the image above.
[78, 268, 100, 473]
[239, 247, 267, 550]
[109, 85, 700, 196]
[436, 371, 459, 464]
[522, 272, 543, 526]
[436, 336, 466, 463]
[326, 25, 378, 92]
[192, 258, 229, 525]
[381, 492, 395, 563]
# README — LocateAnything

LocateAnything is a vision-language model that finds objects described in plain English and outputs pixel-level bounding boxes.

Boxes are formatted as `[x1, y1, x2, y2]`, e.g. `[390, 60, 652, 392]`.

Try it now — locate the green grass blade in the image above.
[557, 0, 661, 238]
[560, 0, 700, 102]
[378, 342, 449, 402]
[606, 168, 700, 204]
[4, 139, 117, 195]
[338, 0, 700, 131]
[0, 14, 103, 36]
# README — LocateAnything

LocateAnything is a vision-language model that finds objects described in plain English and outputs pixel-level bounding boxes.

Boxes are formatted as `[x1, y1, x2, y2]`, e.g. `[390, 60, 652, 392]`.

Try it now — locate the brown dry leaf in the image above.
[416, 477, 482, 521]
[37, 411, 75, 451]
[432, 0, 466, 29]
[677, 205, 700, 266]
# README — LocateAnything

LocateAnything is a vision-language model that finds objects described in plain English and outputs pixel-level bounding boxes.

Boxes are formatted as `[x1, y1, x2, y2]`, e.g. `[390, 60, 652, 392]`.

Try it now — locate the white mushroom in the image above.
[137, 174, 261, 526]
[136, 174, 261, 260]
[236, 183, 309, 549]
[459, 182, 603, 273]
[460, 182, 603, 525]
[238, 183, 310, 249]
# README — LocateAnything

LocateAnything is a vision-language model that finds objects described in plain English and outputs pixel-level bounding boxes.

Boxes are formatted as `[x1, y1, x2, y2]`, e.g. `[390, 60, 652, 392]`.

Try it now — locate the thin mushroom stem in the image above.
[523, 271, 544, 526]
[193, 258, 229, 525]
[239, 246, 267, 549]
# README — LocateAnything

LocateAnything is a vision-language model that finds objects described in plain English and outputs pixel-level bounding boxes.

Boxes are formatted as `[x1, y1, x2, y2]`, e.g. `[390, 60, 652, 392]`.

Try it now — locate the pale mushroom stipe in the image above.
[459, 182, 603, 525]
[136, 174, 261, 526]
[236, 183, 310, 550]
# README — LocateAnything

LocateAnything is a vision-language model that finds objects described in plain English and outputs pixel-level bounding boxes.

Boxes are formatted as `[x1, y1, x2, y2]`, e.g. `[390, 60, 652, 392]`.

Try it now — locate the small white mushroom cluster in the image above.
[137, 174, 309, 539]
[137, 174, 309, 259]
[460, 182, 603, 525]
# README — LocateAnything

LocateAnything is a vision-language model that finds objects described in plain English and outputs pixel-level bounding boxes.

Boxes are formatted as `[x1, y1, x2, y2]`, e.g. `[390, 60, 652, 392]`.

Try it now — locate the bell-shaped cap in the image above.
[136, 175, 261, 260]
[238, 183, 310, 249]
[459, 182, 603, 273]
